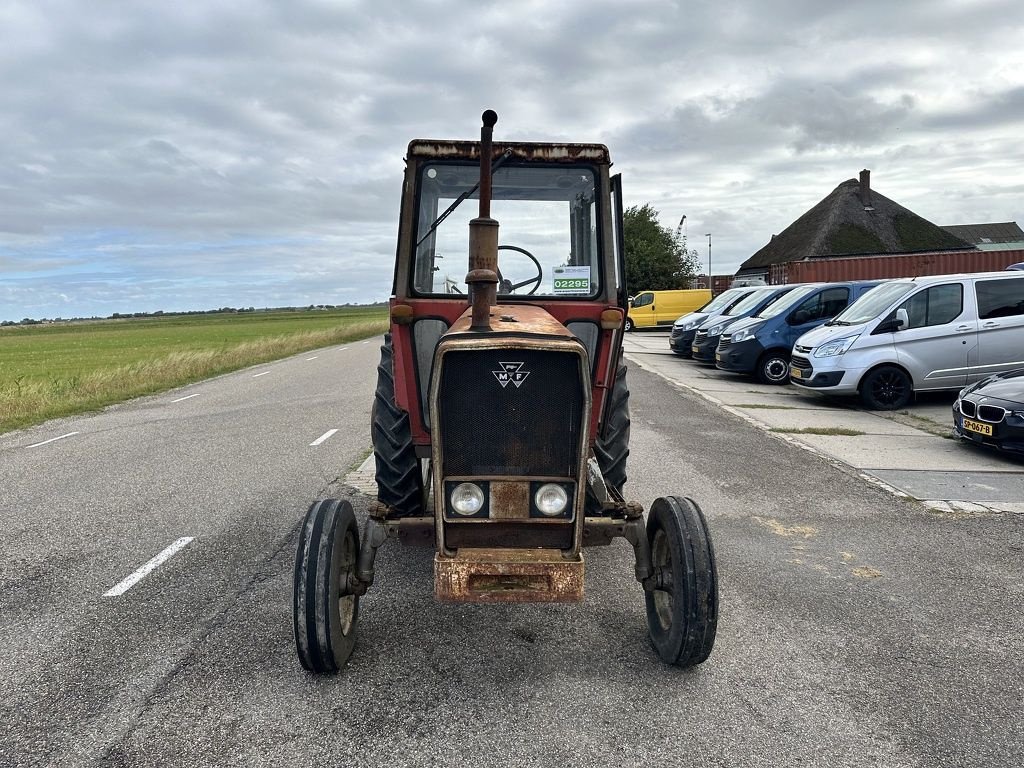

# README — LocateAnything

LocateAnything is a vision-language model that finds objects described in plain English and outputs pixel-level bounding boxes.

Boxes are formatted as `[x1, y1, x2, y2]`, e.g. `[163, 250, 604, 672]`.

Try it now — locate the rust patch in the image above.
[408, 140, 609, 164]
[489, 481, 530, 519]
[447, 304, 577, 337]
[435, 548, 583, 603]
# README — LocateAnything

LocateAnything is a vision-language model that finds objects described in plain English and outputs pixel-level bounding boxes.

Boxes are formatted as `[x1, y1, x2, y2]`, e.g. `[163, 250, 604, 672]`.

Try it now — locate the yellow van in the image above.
[626, 289, 712, 331]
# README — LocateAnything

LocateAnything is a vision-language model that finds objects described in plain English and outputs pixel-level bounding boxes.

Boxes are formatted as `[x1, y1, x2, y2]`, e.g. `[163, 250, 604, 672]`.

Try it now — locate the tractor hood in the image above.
[444, 304, 577, 340]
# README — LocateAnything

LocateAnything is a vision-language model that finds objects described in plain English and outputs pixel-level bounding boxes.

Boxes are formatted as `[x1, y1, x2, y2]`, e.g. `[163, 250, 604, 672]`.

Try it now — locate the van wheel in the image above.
[860, 366, 912, 410]
[756, 351, 790, 385]
[624, 317, 634, 332]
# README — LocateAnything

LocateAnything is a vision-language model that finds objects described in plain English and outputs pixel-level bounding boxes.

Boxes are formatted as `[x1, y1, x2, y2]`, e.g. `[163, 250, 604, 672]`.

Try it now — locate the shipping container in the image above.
[765, 249, 1024, 284]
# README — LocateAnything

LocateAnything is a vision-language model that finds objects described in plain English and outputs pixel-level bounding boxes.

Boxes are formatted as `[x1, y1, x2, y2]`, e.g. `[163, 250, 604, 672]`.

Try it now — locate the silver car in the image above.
[789, 271, 1024, 409]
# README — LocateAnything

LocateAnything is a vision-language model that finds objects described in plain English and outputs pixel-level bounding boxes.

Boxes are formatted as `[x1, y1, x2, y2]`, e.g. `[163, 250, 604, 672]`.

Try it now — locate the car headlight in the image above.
[450, 483, 485, 516]
[731, 324, 761, 344]
[812, 335, 860, 358]
[677, 319, 699, 331]
[534, 484, 568, 516]
[707, 323, 726, 337]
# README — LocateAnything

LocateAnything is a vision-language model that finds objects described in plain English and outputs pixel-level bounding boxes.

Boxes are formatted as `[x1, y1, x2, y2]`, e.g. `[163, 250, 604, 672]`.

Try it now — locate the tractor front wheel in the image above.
[293, 499, 361, 673]
[645, 496, 718, 667]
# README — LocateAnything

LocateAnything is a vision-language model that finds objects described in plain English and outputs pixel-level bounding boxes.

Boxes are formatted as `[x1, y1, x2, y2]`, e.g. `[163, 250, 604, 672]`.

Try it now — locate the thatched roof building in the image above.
[737, 170, 971, 278]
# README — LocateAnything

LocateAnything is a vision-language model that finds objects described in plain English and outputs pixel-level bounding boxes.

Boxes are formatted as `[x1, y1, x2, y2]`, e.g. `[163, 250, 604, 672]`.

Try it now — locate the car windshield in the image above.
[413, 161, 600, 298]
[699, 288, 743, 314]
[754, 285, 819, 319]
[830, 281, 915, 325]
[725, 288, 776, 316]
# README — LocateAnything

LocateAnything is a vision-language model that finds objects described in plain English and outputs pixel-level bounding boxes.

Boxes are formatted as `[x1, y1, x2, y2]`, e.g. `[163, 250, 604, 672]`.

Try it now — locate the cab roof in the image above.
[407, 139, 610, 164]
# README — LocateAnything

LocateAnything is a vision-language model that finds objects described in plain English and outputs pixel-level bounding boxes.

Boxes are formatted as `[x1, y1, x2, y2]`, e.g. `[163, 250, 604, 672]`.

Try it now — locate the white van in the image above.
[789, 271, 1024, 409]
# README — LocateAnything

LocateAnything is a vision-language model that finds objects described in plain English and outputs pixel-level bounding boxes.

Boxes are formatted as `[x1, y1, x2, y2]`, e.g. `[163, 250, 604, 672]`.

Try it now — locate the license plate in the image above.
[963, 418, 992, 436]
[692, 345, 699, 354]
[715, 352, 722, 362]
[791, 367, 802, 379]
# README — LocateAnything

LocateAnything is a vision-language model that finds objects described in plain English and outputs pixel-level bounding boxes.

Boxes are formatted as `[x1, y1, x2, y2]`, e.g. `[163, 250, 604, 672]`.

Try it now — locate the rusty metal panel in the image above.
[781, 249, 1024, 283]
[434, 548, 584, 603]
[488, 482, 530, 519]
[446, 304, 578, 337]
[408, 140, 609, 164]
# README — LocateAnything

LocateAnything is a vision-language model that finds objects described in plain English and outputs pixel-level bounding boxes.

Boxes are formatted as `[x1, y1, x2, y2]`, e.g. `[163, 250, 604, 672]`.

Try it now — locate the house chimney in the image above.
[859, 169, 872, 208]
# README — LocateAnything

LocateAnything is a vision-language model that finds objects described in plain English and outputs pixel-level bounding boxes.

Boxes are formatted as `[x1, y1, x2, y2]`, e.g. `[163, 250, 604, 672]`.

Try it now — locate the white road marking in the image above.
[310, 429, 339, 446]
[28, 432, 79, 448]
[103, 537, 195, 597]
[253, 371, 270, 378]
[361, 340, 370, 344]
[306, 356, 319, 361]
[171, 393, 200, 403]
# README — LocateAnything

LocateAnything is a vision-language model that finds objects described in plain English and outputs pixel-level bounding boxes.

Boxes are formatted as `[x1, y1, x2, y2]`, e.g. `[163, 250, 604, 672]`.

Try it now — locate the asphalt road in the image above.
[1, 336, 1022, 767]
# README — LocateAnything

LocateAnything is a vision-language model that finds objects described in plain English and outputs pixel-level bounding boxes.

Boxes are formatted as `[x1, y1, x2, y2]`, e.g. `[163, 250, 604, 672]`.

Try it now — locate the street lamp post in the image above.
[704, 233, 712, 291]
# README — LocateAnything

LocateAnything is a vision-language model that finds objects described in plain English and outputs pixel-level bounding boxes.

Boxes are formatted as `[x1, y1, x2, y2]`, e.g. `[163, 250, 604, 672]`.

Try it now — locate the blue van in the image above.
[714, 280, 881, 384]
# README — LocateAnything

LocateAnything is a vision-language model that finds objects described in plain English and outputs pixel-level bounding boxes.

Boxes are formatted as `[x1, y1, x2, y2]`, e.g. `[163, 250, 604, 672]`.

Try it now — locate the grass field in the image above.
[0, 307, 389, 433]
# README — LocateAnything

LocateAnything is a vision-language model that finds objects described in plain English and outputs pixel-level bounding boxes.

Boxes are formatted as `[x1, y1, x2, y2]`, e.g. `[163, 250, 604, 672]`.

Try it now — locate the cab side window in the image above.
[791, 287, 849, 323]
[633, 293, 653, 307]
[976, 278, 1024, 319]
[899, 284, 963, 328]
[818, 287, 851, 319]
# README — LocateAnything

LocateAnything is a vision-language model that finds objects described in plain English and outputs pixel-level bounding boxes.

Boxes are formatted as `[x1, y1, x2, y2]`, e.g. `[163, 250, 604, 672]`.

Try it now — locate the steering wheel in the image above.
[496, 245, 543, 295]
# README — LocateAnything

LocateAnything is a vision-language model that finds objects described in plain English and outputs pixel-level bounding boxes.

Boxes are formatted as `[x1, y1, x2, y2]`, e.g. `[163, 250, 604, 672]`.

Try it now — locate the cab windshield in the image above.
[413, 161, 600, 298]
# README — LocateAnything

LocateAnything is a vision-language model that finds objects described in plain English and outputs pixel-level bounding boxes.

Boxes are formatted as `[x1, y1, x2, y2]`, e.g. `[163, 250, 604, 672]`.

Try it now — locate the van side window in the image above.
[818, 287, 851, 319]
[633, 293, 653, 307]
[791, 287, 850, 323]
[976, 278, 1024, 319]
[899, 284, 963, 328]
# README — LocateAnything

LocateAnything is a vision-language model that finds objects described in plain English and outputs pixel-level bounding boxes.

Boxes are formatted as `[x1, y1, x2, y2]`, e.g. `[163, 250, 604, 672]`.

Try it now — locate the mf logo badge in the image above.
[493, 361, 530, 389]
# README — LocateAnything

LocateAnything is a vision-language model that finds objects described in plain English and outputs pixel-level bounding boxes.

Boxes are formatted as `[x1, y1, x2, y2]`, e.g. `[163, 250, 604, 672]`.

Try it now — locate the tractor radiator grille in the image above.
[437, 349, 583, 478]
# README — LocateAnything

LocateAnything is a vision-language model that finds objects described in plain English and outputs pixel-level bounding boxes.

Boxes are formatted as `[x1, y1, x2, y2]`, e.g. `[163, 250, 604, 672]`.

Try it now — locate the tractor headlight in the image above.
[534, 484, 568, 516]
[450, 483, 485, 516]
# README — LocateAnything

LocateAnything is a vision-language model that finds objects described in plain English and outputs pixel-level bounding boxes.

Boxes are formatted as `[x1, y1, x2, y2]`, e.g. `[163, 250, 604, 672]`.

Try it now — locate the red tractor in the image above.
[293, 111, 718, 672]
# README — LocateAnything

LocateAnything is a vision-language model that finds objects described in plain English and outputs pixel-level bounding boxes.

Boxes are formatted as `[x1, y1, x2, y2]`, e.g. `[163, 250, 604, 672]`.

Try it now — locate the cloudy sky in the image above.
[2, 0, 1023, 321]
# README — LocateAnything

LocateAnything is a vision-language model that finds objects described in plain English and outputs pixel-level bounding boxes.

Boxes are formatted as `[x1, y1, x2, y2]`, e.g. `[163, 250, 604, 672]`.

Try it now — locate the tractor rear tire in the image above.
[293, 499, 361, 674]
[371, 334, 424, 517]
[645, 496, 718, 667]
[595, 362, 630, 494]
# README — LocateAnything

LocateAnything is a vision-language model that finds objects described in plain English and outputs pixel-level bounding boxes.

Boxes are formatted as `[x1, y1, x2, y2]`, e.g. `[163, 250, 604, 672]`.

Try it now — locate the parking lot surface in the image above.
[624, 330, 1024, 514]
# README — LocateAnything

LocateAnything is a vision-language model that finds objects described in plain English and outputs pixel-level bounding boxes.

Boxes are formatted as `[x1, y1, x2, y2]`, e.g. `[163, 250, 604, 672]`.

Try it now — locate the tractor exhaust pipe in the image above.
[467, 109, 500, 331]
